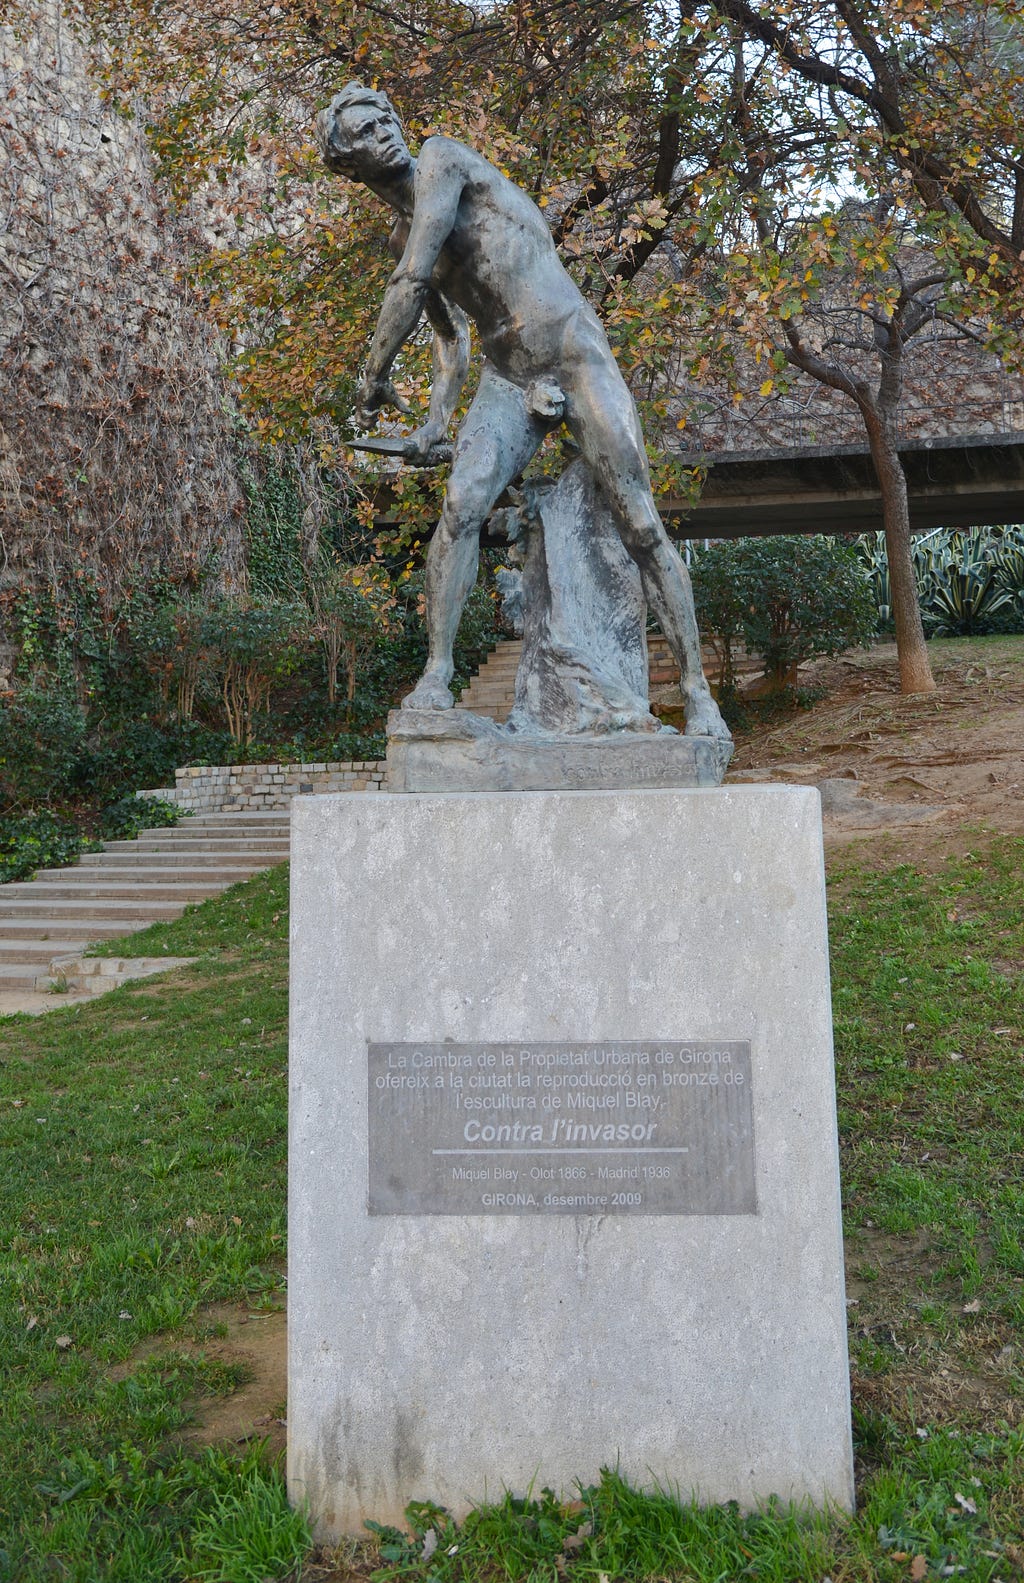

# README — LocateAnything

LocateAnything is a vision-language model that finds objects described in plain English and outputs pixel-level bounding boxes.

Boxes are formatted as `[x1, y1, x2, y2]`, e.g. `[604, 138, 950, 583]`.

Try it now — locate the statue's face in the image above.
[318, 98, 411, 183]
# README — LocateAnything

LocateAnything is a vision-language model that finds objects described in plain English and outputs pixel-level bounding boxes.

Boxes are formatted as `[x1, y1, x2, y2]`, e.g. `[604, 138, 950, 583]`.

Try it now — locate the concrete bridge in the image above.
[665, 430, 1024, 539]
[373, 429, 1024, 545]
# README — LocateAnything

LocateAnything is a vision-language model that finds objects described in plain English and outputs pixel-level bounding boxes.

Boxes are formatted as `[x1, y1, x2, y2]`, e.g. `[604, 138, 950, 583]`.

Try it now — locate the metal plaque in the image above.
[367, 1041, 755, 1215]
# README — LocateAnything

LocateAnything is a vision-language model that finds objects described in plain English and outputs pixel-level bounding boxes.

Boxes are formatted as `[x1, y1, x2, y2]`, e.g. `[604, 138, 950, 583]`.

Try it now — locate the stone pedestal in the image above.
[385, 708, 732, 791]
[288, 786, 853, 1537]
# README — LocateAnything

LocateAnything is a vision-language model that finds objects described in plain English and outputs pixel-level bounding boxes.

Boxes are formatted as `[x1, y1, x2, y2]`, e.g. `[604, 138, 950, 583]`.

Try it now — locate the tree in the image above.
[699, 3, 1024, 271]
[65, 0, 1024, 694]
[685, 177, 995, 695]
[675, 2, 1024, 693]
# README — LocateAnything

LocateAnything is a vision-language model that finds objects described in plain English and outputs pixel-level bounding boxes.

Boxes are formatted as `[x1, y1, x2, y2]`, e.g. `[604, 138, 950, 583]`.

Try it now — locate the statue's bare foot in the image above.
[403, 672, 455, 711]
[683, 687, 732, 742]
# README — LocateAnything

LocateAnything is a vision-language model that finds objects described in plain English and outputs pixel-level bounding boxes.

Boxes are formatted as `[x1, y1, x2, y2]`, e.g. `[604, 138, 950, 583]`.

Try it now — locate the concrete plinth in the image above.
[385, 708, 732, 791]
[288, 786, 853, 1537]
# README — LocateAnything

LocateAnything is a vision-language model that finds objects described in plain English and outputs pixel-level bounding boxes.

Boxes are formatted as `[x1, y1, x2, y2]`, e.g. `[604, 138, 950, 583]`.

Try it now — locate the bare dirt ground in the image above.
[729, 635, 1024, 860]
[109, 1300, 289, 1463]
[183, 1303, 289, 1460]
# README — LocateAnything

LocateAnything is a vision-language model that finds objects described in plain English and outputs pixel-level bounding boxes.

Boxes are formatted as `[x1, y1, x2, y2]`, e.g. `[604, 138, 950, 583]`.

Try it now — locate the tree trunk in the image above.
[222, 667, 242, 743]
[345, 639, 357, 727]
[782, 302, 937, 696]
[861, 406, 936, 694]
[177, 656, 198, 719]
[323, 636, 337, 706]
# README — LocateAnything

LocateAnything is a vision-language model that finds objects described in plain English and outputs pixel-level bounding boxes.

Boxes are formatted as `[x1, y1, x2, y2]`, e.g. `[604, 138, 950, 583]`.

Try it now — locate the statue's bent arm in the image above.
[387, 287, 470, 461]
[362, 142, 467, 397]
[420, 289, 471, 448]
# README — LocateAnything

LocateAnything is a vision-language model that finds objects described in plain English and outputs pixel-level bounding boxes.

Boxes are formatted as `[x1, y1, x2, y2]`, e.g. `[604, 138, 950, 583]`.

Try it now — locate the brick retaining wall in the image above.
[140, 760, 386, 813]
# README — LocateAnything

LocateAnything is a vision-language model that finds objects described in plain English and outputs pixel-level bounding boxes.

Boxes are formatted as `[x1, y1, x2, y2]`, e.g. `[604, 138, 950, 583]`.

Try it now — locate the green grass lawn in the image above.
[0, 840, 1021, 1582]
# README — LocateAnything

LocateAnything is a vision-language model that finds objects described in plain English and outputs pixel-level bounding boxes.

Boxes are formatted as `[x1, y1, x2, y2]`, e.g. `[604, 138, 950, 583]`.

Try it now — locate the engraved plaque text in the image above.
[367, 1041, 755, 1215]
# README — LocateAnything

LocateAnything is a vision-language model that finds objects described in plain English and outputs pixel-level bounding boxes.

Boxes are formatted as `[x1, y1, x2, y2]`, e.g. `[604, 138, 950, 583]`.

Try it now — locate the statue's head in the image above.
[316, 83, 411, 183]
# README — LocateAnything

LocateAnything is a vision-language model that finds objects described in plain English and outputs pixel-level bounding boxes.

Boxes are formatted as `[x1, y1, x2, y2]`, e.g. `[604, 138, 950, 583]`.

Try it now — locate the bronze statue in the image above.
[317, 84, 729, 742]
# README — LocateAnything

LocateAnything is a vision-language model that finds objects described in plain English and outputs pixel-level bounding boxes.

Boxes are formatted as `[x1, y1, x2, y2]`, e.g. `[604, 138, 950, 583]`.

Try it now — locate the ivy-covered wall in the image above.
[0, 0, 247, 619]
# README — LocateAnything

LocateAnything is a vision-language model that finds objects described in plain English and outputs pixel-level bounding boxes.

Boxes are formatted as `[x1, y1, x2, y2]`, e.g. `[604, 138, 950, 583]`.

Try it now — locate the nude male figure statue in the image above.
[316, 83, 730, 740]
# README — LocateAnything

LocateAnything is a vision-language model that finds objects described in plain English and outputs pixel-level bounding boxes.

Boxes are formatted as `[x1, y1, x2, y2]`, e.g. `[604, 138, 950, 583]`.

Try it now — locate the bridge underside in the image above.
[665, 431, 1024, 538]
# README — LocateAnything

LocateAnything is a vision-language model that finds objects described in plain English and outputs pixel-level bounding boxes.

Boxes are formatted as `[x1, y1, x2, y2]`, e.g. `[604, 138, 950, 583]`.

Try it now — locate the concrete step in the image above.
[0, 937, 98, 963]
[182, 810, 291, 820]
[0, 896, 183, 921]
[7, 878, 226, 903]
[0, 809, 294, 1003]
[455, 637, 764, 723]
[41, 953, 197, 996]
[173, 817, 291, 832]
[69, 849, 273, 871]
[0, 918, 159, 941]
[0, 961, 50, 989]
[457, 640, 523, 722]
[102, 836, 290, 855]
[36, 862, 268, 885]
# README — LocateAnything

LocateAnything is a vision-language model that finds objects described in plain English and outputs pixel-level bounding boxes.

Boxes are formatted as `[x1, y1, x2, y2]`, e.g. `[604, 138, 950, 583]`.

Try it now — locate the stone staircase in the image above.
[0, 810, 290, 995]
[456, 635, 756, 721]
[457, 640, 524, 720]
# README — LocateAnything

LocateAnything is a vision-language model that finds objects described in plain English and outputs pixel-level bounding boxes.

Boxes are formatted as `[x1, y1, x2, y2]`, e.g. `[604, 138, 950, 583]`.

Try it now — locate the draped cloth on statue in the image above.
[506, 459, 661, 739]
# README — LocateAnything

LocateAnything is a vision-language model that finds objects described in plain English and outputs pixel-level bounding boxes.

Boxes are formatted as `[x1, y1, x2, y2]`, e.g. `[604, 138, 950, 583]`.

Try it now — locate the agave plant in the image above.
[856, 526, 1024, 637]
[853, 532, 892, 630]
[922, 557, 1013, 637]
[992, 527, 1024, 620]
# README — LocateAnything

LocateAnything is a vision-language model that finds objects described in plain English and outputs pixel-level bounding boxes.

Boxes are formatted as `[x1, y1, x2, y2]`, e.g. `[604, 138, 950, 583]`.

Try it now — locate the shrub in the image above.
[98, 794, 184, 840]
[991, 531, 1024, 628]
[0, 684, 88, 811]
[0, 811, 97, 883]
[309, 562, 401, 711]
[74, 720, 196, 802]
[692, 536, 877, 691]
[130, 596, 213, 719]
[923, 557, 1013, 637]
[856, 531, 895, 632]
[200, 601, 310, 746]
[327, 728, 387, 760]
[685, 545, 750, 690]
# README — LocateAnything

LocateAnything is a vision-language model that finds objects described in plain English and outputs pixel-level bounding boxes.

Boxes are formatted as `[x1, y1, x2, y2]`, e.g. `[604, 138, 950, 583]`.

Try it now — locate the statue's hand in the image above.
[401, 423, 448, 464]
[354, 375, 411, 428]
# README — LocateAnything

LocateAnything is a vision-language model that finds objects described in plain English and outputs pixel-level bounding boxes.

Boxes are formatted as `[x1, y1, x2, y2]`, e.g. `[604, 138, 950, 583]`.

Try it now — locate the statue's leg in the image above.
[404, 368, 545, 710]
[562, 333, 730, 740]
